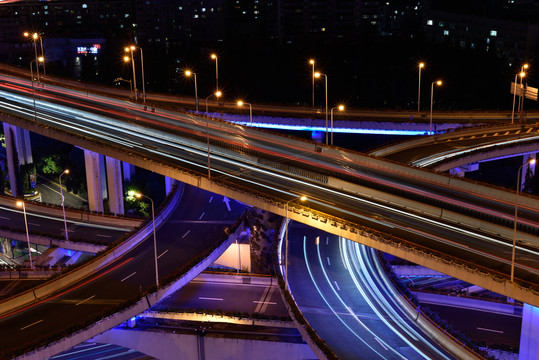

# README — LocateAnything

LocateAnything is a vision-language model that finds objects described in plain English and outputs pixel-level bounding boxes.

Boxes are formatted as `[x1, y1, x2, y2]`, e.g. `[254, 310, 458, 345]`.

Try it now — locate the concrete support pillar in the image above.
[164, 177, 177, 195]
[520, 154, 536, 192]
[106, 157, 124, 215]
[3, 123, 23, 197]
[519, 303, 539, 360]
[122, 162, 135, 181]
[84, 149, 104, 213]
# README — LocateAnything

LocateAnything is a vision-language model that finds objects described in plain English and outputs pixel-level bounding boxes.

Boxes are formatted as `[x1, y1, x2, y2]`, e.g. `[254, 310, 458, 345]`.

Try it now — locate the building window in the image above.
[438, 21, 444, 27]
[427, 19, 433, 26]
[490, 30, 497, 36]
[443, 30, 449, 36]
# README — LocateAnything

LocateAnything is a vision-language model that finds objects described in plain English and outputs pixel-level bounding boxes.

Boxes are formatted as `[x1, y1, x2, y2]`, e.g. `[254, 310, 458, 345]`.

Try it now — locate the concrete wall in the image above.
[91, 328, 315, 360]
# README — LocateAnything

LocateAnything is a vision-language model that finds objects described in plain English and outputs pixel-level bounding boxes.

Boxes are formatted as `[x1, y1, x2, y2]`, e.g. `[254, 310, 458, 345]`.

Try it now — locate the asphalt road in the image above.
[286, 222, 454, 360]
[0, 184, 245, 357]
[0, 75, 537, 288]
[153, 276, 288, 318]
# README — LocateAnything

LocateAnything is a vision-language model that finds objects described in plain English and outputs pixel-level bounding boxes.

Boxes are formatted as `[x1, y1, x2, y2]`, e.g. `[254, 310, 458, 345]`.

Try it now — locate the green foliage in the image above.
[39, 154, 62, 175]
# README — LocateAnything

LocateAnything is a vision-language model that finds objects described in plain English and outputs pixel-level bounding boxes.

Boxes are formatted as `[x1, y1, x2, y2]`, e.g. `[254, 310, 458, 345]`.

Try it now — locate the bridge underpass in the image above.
[1, 76, 539, 357]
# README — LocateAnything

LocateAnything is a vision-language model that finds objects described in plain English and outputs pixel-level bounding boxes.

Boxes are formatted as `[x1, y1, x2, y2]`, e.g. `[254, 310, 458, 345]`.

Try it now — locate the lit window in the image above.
[82, 4, 87, 9]
[427, 19, 433, 26]
[438, 21, 444, 27]
[443, 30, 449, 36]
[194, 14, 198, 18]
[490, 30, 497, 36]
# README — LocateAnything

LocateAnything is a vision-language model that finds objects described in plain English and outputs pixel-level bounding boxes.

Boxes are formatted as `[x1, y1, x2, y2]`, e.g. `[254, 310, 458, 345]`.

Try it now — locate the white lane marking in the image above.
[97, 234, 111, 238]
[157, 249, 168, 259]
[477, 327, 504, 334]
[326, 236, 329, 245]
[198, 212, 205, 220]
[0, 215, 10, 220]
[20, 319, 43, 330]
[182, 230, 191, 239]
[198, 297, 223, 301]
[375, 337, 388, 350]
[121, 272, 137, 282]
[76, 295, 96, 306]
[223, 196, 231, 211]
[41, 183, 61, 196]
[253, 301, 276, 305]
[334, 280, 340, 291]
[209, 196, 213, 203]
[327, 257, 331, 266]
[29, 223, 41, 227]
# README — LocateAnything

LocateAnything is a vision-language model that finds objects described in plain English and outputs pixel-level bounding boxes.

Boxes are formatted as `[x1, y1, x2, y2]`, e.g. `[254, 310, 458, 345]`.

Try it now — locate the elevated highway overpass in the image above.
[0, 74, 537, 309]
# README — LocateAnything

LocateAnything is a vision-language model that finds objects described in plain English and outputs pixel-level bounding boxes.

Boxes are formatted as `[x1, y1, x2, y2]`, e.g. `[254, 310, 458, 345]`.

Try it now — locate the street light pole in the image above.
[418, 62, 424, 111]
[315, 72, 328, 144]
[430, 80, 442, 134]
[205, 91, 222, 179]
[125, 47, 137, 99]
[136, 193, 159, 289]
[309, 59, 315, 108]
[511, 157, 536, 282]
[59, 169, 70, 240]
[185, 70, 199, 113]
[16, 201, 33, 269]
[284, 195, 307, 291]
[30, 57, 43, 121]
[511, 72, 525, 124]
[211, 53, 219, 90]
[237, 100, 252, 126]
[518, 64, 529, 112]
[330, 105, 344, 146]
[24, 32, 41, 83]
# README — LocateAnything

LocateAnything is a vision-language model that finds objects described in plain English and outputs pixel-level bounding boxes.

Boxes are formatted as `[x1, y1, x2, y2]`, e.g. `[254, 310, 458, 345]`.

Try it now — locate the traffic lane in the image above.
[287, 224, 394, 360]
[382, 134, 537, 164]
[0, 185, 244, 355]
[0, 203, 128, 245]
[36, 176, 88, 209]
[338, 241, 454, 359]
[4, 87, 537, 232]
[293, 224, 435, 360]
[3, 86, 538, 281]
[423, 303, 522, 350]
[154, 279, 288, 317]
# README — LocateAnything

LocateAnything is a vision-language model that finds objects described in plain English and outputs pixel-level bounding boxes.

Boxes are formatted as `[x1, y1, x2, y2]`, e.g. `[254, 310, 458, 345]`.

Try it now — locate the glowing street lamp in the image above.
[205, 91, 222, 179]
[24, 32, 45, 79]
[330, 105, 344, 145]
[59, 169, 70, 240]
[284, 195, 307, 291]
[430, 80, 442, 134]
[211, 53, 219, 90]
[518, 64, 529, 112]
[125, 45, 146, 103]
[314, 72, 328, 144]
[30, 56, 44, 121]
[16, 200, 33, 269]
[237, 100, 252, 126]
[185, 70, 198, 113]
[418, 62, 425, 111]
[309, 59, 315, 107]
[511, 71, 525, 124]
[135, 193, 159, 289]
[511, 157, 536, 282]
[124, 47, 138, 99]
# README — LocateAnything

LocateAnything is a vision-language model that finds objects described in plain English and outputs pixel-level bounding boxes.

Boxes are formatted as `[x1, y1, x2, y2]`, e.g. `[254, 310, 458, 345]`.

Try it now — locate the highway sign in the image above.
[510, 82, 538, 101]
